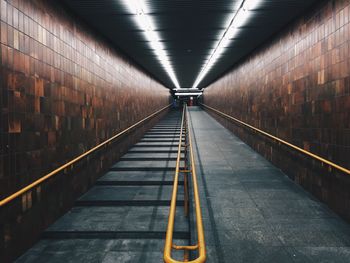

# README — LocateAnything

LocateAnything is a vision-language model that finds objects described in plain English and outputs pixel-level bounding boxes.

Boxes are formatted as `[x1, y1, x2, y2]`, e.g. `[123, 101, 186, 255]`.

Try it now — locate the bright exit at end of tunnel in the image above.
[1, 0, 350, 262]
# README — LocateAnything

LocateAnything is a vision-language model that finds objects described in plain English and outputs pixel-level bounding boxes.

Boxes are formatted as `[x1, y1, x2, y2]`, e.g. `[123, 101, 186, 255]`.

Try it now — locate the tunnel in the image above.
[1, 0, 350, 262]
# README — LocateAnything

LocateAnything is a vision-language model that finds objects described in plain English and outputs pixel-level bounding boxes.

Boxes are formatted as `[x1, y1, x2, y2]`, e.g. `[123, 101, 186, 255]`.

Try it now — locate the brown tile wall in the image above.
[204, 0, 350, 220]
[0, 0, 170, 261]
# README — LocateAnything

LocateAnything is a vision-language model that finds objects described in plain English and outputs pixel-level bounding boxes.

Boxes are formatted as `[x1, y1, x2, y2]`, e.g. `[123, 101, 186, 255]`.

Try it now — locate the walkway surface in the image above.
[188, 106, 350, 263]
[15, 107, 350, 262]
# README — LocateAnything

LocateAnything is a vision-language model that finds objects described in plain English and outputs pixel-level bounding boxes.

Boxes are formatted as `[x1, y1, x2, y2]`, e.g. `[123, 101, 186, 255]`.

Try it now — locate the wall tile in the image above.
[0, 0, 170, 261]
[204, 0, 350, 222]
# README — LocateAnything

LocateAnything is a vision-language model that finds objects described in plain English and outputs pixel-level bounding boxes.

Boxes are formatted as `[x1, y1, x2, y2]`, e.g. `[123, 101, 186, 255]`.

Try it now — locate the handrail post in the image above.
[183, 105, 189, 217]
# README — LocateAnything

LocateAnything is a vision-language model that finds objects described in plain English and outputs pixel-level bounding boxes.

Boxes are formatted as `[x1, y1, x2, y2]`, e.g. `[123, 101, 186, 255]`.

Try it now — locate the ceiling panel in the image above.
[61, 0, 320, 89]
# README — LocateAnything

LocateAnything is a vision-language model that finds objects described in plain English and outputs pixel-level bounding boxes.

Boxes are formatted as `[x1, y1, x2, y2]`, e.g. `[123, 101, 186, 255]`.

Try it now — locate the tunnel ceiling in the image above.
[61, 0, 319, 89]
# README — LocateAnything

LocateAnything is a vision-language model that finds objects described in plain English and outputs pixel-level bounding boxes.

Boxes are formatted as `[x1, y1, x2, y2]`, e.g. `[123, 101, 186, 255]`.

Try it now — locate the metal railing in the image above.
[0, 104, 171, 207]
[201, 103, 350, 175]
[164, 104, 206, 263]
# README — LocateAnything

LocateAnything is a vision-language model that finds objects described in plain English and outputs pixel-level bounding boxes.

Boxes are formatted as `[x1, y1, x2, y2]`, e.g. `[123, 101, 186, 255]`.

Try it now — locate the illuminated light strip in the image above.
[175, 92, 203, 96]
[173, 88, 203, 92]
[122, 0, 180, 89]
[192, 0, 262, 89]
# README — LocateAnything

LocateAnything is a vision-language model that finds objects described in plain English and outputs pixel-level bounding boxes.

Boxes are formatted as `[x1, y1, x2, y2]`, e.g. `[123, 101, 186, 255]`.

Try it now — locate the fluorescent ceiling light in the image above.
[122, 0, 180, 89]
[192, 0, 262, 89]
[175, 92, 203, 96]
[243, 0, 262, 10]
[173, 88, 203, 91]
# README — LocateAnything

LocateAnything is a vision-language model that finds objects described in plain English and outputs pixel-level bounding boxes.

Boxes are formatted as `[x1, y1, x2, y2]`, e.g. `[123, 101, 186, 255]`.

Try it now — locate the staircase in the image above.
[17, 110, 191, 263]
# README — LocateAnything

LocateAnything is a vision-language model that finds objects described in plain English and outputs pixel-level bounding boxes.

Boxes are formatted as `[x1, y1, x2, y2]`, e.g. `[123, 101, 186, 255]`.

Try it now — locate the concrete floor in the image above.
[188, 106, 350, 263]
[16, 107, 350, 262]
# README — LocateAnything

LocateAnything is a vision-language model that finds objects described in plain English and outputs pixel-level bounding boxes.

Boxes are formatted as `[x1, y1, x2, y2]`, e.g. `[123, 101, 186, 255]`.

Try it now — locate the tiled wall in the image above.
[0, 0, 169, 197]
[0, 0, 169, 261]
[204, 0, 350, 220]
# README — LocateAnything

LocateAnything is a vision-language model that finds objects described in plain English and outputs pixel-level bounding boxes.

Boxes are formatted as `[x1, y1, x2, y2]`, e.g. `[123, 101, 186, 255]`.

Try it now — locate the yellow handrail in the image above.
[201, 103, 350, 175]
[164, 104, 206, 263]
[0, 104, 171, 207]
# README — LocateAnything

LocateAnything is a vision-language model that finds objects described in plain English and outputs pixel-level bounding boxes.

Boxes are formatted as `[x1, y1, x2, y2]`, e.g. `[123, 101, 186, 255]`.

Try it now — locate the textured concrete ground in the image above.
[188, 106, 350, 263]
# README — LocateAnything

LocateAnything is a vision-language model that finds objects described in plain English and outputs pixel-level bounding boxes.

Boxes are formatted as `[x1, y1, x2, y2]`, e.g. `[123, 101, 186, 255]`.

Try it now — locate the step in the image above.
[155, 122, 179, 124]
[16, 239, 189, 263]
[149, 128, 181, 131]
[128, 149, 179, 153]
[111, 160, 177, 169]
[96, 180, 181, 186]
[130, 146, 179, 151]
[110, 167, 175, 171]
[97, 170, 182, 186]
[143, 135, 180, 138]
[119, 157, 178, 161]
[147, 130, 180, 133]
[45, 206, 189, 233]
[151, 129, 180, 131]
[78, 185, 184, 202]
[121, 152, 180, 159]
[141, 136, 183, 139]
[98, 170, 177, 182]
[137, 141, 180, 144]
[140, 139, 183, 143]
[42, 231, 189, 239]
[146, 134, 181, 137]
[134, 143, 179, 147]
[142, 137, 181, 140]
[153, 124, 180, 126]
[75, 200, 182, 206]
